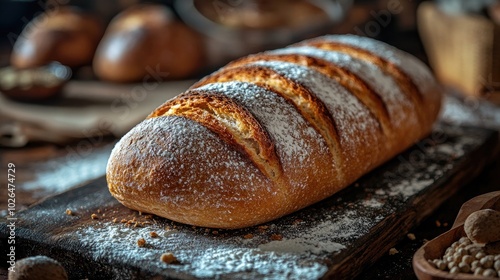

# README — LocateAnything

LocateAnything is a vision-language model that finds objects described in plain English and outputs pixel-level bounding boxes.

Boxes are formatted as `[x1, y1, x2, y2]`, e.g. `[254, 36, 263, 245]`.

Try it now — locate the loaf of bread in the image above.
[11, 7, 103, 69]
[93, 4, 204, 82]
[106, 35, 442, 229]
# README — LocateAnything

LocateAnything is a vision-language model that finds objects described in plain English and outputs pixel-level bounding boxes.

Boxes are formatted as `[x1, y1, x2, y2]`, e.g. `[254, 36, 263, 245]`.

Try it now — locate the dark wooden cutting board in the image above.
[1, 124, 499, 280]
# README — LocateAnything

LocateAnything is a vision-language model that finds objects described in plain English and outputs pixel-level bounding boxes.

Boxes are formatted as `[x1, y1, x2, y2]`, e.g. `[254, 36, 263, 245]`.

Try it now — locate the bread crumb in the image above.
[271, 234, 283, 241]
[389, 248, 399, 255]
[112, 218, 118, 223]
[133, 222, 141, 228]
[91, 213, 98, 220]
[160, 252, 178, 264]
[258, 225, 269, 233]
[292, 219, 303, 225]
[407, 233, 416, 240]
[212, 230, 219, 235]
[137, 238, 146, 247]
[243, 233, 254, 239]
[120, 219, 127, 223]
[144, 215, 153, 220]
[150, 231, 159, 238]
[97, 209, 101, 214]
[443, 222, 448, 227]
[138, 211, 142, 215]
[65, 209, 72, 216]
[436, 220, 442, 227]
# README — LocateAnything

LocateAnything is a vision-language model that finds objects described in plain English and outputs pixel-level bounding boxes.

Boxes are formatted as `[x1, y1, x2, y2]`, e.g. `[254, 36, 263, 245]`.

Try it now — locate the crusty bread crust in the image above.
[107, 35, 442, 229]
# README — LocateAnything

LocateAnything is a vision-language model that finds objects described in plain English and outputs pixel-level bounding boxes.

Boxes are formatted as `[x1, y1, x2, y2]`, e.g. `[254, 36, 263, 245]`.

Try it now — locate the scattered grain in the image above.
[243, 234, 254, 239]
[271, 234, 283, 241]
[160, 252, 178, 264]
[137, 238, 146, 247]
[407, 233, 416, 240]
[389, 248, 398, 255]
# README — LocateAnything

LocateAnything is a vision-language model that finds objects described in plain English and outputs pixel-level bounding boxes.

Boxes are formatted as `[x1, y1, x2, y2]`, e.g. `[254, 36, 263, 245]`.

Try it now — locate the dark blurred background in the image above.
[0, 0, 427, 68]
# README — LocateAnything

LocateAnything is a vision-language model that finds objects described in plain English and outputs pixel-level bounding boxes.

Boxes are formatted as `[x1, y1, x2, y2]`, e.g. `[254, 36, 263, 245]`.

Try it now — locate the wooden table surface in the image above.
[1, 92, 499, 279]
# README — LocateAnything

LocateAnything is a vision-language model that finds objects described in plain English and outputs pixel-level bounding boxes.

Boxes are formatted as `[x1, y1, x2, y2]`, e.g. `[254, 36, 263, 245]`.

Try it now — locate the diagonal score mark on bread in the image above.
[299, 39, 427, 126]
[191, 65, 344, 179]
[148, 91, 282, 180]
[225, 52, 391, 136]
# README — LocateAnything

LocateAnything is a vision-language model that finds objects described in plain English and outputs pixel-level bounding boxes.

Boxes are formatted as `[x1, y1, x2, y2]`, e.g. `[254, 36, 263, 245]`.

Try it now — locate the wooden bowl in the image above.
[413, 191, 500, 280]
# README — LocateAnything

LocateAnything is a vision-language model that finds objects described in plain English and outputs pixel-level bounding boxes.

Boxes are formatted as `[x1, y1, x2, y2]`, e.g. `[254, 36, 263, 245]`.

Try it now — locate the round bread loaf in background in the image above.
[11, 7, 103, 69]
[93, 4, 205, 83]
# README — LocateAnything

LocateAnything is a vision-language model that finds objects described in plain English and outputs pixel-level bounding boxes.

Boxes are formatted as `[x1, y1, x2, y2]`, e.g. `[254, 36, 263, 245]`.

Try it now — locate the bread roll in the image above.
[11, 7, 103, 69]
[106, 35, 442, 229]
[93, 4, 204, 83]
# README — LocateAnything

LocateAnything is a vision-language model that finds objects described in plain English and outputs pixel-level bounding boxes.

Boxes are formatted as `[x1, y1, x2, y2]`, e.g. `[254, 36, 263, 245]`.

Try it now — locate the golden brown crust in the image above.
[299, 40, 431, 127]
[226, 53, 391, 135]
[107, 116, 285, 228]
[106, 35, 442, 229]
[191, 65, 344, 171]
[149, 90, 282, 180]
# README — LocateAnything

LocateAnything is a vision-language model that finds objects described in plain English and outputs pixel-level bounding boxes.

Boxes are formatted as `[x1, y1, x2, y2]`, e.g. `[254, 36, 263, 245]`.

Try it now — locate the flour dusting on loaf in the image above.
[304, 34, 435, 93]
[269, 46, 418, 128]
[106, 34, 441, 228]
[244, 60, 382, 174]
[193, 82, 325, 166]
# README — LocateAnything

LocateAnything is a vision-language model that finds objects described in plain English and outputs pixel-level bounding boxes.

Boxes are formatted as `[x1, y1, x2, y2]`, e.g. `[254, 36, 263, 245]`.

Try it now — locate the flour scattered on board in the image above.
[68, 125, 487, 279]
[22, 145, 111, 197]
[75, 222, 331, 280]
[74, 208, 384, 279]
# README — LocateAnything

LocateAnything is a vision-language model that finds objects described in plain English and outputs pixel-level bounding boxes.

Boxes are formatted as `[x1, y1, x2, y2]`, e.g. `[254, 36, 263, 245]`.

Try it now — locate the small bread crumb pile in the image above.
[270, 234, 283, 241]
[160, 252, 178, 264]
[243, 233, 254, 239]
[137, 238, 146, 247]
[407, 233, 416, 240]
[389, 248, 399, 255]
